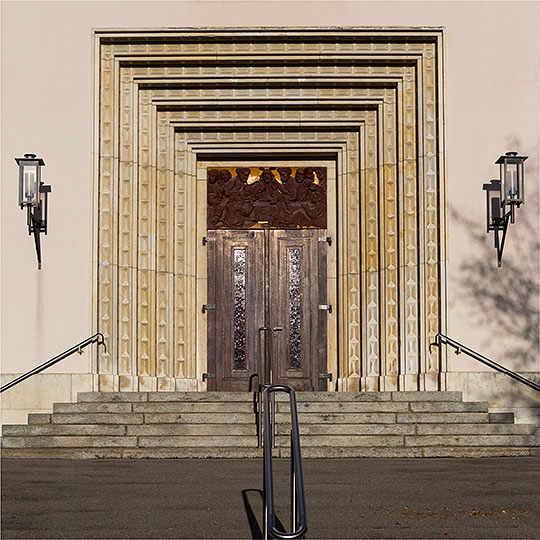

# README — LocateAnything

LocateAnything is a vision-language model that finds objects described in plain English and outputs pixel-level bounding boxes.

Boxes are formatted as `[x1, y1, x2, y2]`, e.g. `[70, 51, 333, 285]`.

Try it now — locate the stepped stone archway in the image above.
[93, 28, 448, 393]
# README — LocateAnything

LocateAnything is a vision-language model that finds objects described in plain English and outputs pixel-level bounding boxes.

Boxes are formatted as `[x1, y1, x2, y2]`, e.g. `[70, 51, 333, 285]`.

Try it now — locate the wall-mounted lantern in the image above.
[483, 152, 527, 267]
[15, 154, 51, 269]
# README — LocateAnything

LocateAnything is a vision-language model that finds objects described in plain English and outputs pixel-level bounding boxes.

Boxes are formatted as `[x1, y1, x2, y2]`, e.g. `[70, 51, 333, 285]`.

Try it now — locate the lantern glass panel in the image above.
[501, 158, 523, 207]
[19, 161, 41, 207]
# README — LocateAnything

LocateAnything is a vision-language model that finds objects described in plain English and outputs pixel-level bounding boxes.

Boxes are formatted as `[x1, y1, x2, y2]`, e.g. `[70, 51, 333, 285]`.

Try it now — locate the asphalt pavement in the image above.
[2, 457, 539, 539]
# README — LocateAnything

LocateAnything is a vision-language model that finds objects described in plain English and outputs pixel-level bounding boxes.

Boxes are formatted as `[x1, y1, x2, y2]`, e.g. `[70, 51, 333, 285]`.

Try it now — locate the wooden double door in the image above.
[207, 229, 328, 391]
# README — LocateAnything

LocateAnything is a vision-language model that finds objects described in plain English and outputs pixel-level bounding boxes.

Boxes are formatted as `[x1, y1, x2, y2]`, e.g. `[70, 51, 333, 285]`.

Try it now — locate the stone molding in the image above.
[93, 28, 447, 392]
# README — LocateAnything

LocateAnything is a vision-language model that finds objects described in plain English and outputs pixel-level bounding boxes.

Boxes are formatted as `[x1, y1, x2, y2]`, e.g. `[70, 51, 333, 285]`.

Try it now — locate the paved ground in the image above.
[2, 457, 539, 539]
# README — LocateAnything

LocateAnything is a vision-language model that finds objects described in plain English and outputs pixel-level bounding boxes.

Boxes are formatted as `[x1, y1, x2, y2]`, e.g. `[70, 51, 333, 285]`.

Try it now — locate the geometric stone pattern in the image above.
[93, 28, 448, 393]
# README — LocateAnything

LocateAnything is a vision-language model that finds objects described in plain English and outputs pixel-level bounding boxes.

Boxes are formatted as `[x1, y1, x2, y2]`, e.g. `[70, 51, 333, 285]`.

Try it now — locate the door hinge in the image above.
[319, 372, 333, 382]
[319, 236, 332, 246]
[202, 236, 216, 246]
[202, 373, 216, 382]
[319, 304, 333, 314]
[202, 304, 216, 313]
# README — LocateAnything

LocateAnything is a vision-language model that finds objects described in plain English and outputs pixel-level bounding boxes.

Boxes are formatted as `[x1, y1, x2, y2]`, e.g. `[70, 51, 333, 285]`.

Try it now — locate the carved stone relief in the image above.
[207, 167, 327, 229]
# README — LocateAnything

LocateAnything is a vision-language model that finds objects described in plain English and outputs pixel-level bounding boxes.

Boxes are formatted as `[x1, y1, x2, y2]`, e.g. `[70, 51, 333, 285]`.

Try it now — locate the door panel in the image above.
[208, 229, 327, 391]
[207, 230, 265, 391]
[268, 230, 326, 391]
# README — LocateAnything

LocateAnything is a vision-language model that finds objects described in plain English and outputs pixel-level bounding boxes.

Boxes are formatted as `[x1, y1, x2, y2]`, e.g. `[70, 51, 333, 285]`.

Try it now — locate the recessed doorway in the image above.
[206, 166, 330, 391]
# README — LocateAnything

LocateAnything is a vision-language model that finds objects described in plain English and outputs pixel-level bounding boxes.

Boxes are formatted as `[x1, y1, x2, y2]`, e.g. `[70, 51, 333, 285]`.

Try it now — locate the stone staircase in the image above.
[2, 391, 539, 458]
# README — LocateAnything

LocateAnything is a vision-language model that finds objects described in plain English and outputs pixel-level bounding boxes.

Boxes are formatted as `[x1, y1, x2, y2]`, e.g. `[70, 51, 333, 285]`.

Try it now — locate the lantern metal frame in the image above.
[15, 154, 51, 270]
[482, 152, 528, 267]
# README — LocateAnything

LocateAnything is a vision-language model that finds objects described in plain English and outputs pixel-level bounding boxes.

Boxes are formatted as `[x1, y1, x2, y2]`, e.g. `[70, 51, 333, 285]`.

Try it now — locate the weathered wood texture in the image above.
[208, 230, 327, 391]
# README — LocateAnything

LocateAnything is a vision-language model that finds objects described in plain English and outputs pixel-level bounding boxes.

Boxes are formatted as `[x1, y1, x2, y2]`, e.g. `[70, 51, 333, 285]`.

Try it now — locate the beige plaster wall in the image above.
[1, 2, 539, 392]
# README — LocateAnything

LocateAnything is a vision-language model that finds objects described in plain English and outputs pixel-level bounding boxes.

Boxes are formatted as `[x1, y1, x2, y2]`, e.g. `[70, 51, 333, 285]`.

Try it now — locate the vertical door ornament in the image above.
[288, 248, 302, 369]
[233, 248, 247, 370]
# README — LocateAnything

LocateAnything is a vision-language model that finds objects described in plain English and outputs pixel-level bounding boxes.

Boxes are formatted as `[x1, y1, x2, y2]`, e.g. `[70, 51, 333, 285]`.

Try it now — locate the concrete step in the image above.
[2, 435, 260, 449]
[2, 424, 128, 436]
[75, 391, 464, 403]
[2, 436, 139, 448]
[0, 447, 265, 459]
[2, 391, 538, 459]
[126, 424, 256, 436]
[43, 411, 495, 426]
[275, 423, 537, 436]
[6, 421, 535, 440]
[2, 423, 257, 437]
[277, 423, 416, 436]
[142, 413, 255, 424]
[415, 423, 538, 435]
[294, 447, 537, 458]
[50, 413, 145, 424]
[28, 414, 52, 424]
[279, 412, 398, 423]
[279, 391, 463, 402]
[284, 401, 488, 414]
[400, 435, 540, 447]
[1, 446, 536, 459]
[272, 434, 540, 448]
[488, 412, 515, 424]
[137, 436, 258, 448]
[395, 412, 491, 423]
[77, 392, 254, 403]
[54, 402, 255, 414]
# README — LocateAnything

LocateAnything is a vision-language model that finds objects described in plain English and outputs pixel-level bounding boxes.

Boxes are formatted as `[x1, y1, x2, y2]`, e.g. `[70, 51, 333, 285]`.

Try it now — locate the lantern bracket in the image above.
[483, 152, 528, 267]
[493, 210, 511, 268]
[15, 154, 51, 270]
[26, 183, 52, 270]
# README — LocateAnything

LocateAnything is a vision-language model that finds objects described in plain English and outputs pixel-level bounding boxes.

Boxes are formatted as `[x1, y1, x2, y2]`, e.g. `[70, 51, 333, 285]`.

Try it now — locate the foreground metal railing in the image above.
[0, 333, 106, 393]
[250, 326, 283, 447]
[262, 385, 307, 540]
[431, 333, 540, 393]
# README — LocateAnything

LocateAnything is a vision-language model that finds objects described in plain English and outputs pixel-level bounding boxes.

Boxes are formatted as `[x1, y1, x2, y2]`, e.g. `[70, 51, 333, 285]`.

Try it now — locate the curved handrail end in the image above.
[96, 332, 107, 353]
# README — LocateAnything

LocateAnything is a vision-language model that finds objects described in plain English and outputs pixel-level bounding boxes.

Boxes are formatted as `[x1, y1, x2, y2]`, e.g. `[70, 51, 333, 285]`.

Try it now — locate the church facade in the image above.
[1, 3, 538, 424]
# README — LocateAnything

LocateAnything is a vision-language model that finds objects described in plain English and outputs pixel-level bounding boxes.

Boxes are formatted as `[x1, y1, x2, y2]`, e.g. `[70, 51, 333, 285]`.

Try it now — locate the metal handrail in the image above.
[431, 333, 540, 393]
[0, 333, 106, 393]
[252, 327, 283, 448]
[257, 327, 283, 387]
[262, 385, 307, 540]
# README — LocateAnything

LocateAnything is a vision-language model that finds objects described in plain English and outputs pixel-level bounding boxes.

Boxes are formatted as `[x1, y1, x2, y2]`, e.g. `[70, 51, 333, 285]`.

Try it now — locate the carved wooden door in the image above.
[207, 229, 327, 391]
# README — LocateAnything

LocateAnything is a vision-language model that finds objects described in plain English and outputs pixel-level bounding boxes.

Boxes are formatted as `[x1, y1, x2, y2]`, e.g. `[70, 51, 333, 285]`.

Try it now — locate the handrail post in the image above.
[262, 385, 307, 540]
[291, 430, 296, 531]
[256, 327, 282, 448]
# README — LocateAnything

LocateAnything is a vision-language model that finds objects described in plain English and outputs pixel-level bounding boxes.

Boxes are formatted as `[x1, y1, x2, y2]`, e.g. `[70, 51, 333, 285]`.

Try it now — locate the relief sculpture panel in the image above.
[207, 167, 327, 229]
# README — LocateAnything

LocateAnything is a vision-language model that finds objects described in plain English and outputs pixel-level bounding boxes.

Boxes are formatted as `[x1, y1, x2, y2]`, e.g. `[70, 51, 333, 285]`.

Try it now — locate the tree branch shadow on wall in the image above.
[449, 143, 540, 373]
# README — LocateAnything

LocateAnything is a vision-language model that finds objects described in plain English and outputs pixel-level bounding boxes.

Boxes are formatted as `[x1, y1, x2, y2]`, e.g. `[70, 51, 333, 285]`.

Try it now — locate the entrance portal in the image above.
[206, 166, 329, 391]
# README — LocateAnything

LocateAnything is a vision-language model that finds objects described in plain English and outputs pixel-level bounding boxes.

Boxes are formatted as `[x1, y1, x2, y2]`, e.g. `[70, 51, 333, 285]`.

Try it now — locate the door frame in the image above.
[197, 159, 338, 391]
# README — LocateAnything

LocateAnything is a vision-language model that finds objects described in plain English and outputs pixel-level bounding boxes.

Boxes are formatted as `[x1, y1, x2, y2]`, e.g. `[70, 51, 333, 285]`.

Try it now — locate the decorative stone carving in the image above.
[93, 28, 447, 393]
[207, 167, 327, 229]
